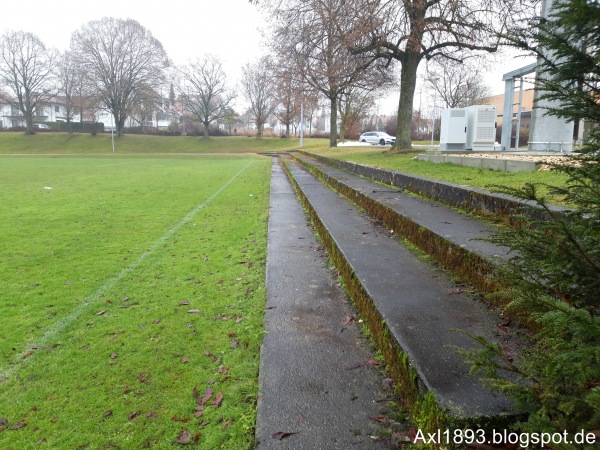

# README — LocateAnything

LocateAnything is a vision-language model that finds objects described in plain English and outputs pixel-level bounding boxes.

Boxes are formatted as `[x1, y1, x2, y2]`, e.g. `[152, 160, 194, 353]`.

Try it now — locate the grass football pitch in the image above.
[0, 155, 271, 449]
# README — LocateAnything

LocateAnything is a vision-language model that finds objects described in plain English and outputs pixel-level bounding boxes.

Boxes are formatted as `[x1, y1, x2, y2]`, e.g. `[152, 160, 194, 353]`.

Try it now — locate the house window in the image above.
[55, 106, 60, 113]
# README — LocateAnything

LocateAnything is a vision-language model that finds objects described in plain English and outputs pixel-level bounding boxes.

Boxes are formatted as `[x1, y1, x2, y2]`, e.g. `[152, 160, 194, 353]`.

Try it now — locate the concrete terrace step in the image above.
[290, 152, 511, 297]
[299, 151, 568, 223]
[280, 156, 515, 425]
[256, 161, 392, 449]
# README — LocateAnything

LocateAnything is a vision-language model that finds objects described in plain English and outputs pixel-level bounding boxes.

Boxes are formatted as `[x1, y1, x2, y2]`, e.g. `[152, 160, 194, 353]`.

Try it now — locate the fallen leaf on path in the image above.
[496, 325, 510, 336]
[272, 431, 298, 440]
[347, 357, 381, 370]
[369, 415, 389, 424]
[343, 315, 356, 325]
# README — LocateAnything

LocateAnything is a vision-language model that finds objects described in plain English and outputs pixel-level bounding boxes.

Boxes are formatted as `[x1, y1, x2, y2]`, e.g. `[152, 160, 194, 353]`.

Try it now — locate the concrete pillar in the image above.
[501, 78, 514, 151]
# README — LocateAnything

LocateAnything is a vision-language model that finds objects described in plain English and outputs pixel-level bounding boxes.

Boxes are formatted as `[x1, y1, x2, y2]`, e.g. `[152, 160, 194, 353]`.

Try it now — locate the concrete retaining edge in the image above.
[417, 154, 542, 172]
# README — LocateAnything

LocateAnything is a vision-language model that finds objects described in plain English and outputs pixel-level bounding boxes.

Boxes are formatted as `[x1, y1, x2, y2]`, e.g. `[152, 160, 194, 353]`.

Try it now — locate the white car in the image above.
[33, 124, 51, 130]
[359, 131, 396, 146]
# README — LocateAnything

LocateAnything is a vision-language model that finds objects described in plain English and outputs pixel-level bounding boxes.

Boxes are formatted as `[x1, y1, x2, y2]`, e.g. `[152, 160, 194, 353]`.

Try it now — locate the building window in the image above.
[55, 105, 60, 113]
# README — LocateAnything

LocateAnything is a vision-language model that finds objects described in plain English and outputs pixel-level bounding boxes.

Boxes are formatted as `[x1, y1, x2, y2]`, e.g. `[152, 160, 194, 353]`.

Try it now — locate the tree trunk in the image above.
[329, 96, 337, 147]
[203, 120, 209, 138]
[115, 112, 125, 137]
[25, 117, 33, 135]
[395, 51, 420, 149]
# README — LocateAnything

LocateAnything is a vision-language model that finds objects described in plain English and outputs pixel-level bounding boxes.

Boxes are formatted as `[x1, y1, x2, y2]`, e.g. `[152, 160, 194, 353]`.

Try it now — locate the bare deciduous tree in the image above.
[338, 87, 374, 141]
[179, 55, 236, 138]
[70, 17, 170, 137]
[273, 64, 302, 138]
[0, 30, 58, 134]
[427, 59, 491, 109]
[240, 58, 278, 138]
[352, 0, 535, 148]
[57, 51, 84, 129]
[264, 0, 389, 147]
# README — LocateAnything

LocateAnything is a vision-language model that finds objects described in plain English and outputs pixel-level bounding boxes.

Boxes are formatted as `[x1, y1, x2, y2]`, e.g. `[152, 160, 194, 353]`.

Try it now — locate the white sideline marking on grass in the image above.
[0, 161, 255, 380]
[96, 162, 138, 167]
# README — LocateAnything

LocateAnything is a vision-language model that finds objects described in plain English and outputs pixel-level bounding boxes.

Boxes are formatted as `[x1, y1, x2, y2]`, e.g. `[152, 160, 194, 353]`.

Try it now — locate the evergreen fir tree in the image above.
[462, 0, 600, 442]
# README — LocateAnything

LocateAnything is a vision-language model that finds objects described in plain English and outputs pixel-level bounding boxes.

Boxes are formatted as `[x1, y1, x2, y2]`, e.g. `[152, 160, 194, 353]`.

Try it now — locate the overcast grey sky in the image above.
[1, 0, 534, 115]
[0, 0, 263, 80]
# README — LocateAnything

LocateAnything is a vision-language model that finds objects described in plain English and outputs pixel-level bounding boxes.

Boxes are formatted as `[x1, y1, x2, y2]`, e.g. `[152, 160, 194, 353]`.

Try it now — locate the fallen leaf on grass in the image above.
[128, 411, 141, 421]
[110, 352, 118, 359]
[137, 373, 150, 384]
[211, 392, 223, 407]
[153, 319, 161, 324]
[182, 357, 190, 364]
[204, 352, 217, 362]
[10, 421, 27, 429]
[102, 410, 113, 418]
[45, 343, 59, 352]
[235, 317, 244, 323]
[187, 309, 202, 314]
[176, 430, 192, 444]
[95, 310, 106, 316]
[230, 339, 239, 349]
[272, 431, 298, 440]
[0, 418, 8, 432]
[200, 387, 214, 406]
[147, 412, 158, 419]
[217, 367, 229, 375]
[222, 418, 232, 431]
[449, 288, 464, 295]
[179, 301, 191, 306]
